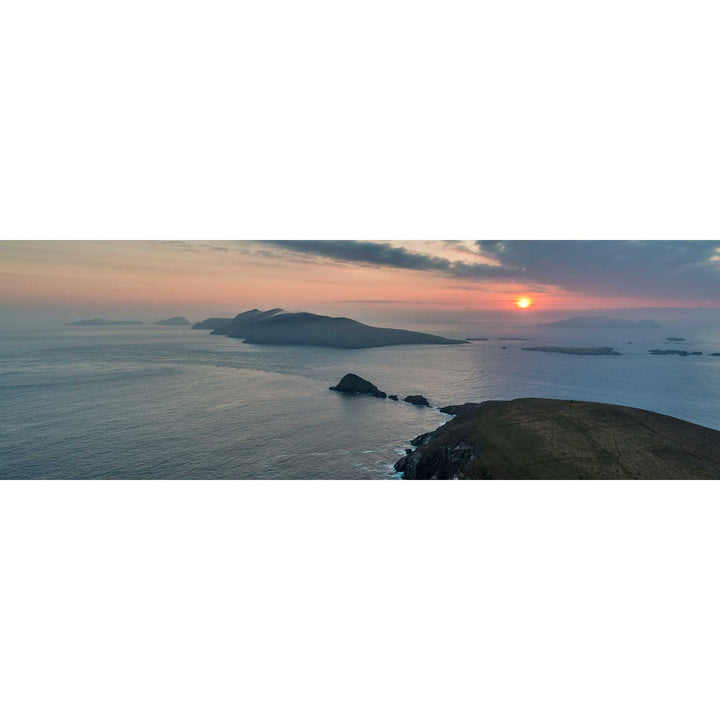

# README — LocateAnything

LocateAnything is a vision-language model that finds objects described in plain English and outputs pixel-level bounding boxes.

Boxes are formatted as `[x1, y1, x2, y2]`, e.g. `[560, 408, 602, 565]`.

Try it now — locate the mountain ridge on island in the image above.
[200, 308, 467, 349]
[192, 317, 234, 330]
[538, 315, 661, 328]
[67, 318, 143, 326]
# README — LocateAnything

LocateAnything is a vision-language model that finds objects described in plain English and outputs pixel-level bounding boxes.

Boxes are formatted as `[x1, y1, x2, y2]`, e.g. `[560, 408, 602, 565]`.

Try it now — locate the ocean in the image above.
[2, 323, 719, 479]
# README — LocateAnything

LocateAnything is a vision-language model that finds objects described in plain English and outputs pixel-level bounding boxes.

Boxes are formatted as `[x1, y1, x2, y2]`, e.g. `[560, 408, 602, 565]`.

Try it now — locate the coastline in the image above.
[394, 398, 720, 480]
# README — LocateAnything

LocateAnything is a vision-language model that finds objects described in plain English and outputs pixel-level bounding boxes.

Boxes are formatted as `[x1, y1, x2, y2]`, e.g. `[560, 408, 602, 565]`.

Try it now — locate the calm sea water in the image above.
[1, 324, 719, 478]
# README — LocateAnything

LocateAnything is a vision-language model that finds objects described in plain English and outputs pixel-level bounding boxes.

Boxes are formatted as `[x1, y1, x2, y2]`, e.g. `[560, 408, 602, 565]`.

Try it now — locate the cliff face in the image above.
[395, 398, 720, 479]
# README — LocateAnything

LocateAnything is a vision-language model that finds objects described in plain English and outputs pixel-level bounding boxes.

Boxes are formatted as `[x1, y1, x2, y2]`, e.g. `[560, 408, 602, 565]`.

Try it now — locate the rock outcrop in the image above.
[403, 395, 431, 407]
[388, 394, 399, 401]
[394, 399, 720, 479]
[329, 374, 387, 399]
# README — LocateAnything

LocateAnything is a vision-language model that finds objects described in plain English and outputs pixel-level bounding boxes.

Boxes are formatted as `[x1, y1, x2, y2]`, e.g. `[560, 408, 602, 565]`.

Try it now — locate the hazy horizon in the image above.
[2, 241, 720, 331]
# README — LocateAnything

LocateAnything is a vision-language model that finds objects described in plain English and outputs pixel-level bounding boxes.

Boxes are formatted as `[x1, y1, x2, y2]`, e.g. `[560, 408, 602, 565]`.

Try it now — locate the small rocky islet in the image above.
[649, 349, 703, 356]
[329, 373, 387, 399]
[522, 346, 622, 356]
[329, 374, 431, 407]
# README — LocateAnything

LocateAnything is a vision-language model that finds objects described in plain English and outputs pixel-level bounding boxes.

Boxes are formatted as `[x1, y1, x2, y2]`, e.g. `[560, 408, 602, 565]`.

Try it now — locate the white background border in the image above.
[2, 1, 720, 718]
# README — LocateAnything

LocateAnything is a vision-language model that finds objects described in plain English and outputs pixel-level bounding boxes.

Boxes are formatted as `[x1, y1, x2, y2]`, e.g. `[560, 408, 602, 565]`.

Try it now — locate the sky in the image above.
[1, 240, 719, 326]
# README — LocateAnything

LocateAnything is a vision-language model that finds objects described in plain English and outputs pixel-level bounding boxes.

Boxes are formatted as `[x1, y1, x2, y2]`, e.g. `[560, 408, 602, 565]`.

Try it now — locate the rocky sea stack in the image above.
[395, 398, 720, 479]
[403, 395, 431, 407]
[329, 373, 387, 399]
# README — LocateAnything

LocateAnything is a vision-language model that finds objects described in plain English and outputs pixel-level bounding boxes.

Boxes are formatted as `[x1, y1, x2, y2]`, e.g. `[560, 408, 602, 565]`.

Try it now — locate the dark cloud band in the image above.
[261, 240, 720, 302]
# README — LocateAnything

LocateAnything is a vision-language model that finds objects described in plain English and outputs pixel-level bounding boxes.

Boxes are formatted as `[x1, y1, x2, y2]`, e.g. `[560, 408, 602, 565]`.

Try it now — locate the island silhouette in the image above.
[196, 308, 467, 349]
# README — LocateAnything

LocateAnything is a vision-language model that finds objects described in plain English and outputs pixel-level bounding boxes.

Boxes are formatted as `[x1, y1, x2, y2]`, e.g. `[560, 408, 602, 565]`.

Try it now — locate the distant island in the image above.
[498, 337, 529, 340]
[466, 337, 489, 341]
[155, 316, 191, 326]
[192, 317, 233, 330]
[67, 318, 143, 326]
[205, 308, 467, 349]
[649, 349, 702, 356]
[538, 315, 661, 328]
[522, 346, 621, 356]
[394, 398, 720, 479]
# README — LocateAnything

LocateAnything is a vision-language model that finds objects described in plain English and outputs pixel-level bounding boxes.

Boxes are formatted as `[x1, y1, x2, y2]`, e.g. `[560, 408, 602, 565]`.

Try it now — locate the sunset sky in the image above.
[2, 241, 720, 325]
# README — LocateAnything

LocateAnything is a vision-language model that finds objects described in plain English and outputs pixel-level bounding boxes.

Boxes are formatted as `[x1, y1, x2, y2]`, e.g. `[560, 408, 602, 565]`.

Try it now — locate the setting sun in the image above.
[516, 297, 532, 308]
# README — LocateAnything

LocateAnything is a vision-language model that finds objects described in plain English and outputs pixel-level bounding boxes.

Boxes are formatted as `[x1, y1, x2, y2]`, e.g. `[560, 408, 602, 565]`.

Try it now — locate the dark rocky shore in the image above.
[394, 398, 720, 479]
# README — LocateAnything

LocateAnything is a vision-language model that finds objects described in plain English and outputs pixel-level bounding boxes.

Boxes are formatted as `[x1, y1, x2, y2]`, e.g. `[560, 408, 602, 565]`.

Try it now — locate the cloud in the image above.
[163, 241, 230, 253]
[475, 241, 720, 300]
[262, 240, 515, 280]
[259, 240, 720, 302]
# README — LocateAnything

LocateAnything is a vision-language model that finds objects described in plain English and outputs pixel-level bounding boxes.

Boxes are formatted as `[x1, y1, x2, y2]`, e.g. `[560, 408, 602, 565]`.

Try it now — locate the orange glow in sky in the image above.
[1, 242, 716, 325]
